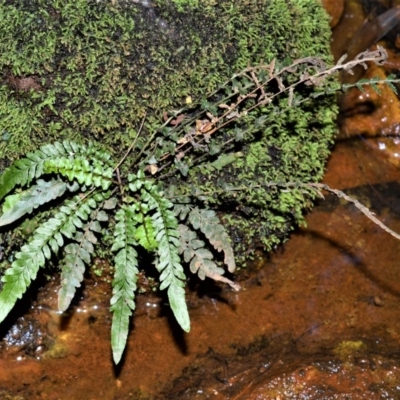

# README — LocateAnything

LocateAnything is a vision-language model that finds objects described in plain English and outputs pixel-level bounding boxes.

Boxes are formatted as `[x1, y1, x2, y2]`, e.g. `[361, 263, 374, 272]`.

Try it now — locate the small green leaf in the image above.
[96, 210, 109, 222]
[103, 197, 118, 209]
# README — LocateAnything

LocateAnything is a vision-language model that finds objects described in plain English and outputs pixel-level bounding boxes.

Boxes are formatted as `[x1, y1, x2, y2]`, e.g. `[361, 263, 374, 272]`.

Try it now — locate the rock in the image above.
[322, 0, 344, 27]
[0, 1, 337, 264]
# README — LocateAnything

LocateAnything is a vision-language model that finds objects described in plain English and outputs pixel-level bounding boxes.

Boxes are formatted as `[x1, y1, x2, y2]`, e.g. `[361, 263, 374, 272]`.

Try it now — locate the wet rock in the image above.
[0, 316, 50, 358]
[322, 0, 345, 27]
[161, 343, 400, 399]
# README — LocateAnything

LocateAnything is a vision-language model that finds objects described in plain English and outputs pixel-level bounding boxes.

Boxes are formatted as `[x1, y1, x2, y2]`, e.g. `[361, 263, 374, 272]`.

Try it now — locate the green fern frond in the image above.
[45, 156, 113, 190]
[193, 152, 243, 174]
[188, 207, 236, 273]
[126, 172, 158, 251]
[134, 216, 157, 251]
[0, 142, 74, 201]
[0, 141, 114, 201]
[141, 184, 190, 332]
[58, 243, 89, 312]
[110, 206, 140, 364]
[58, 219, 100, 312]
[0, 216, 66, 323]
[84, 142, 115, 167]
[128, 169, 146, 192]
[342, 75, 400, 96]
[0, 192, 103, 323]
[0, 179, 68, 227]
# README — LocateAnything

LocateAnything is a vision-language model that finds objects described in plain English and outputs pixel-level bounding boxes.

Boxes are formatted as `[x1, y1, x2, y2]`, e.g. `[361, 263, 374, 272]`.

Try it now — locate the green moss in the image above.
[333, 340, 366, 359]
[0, 0, 337, 261]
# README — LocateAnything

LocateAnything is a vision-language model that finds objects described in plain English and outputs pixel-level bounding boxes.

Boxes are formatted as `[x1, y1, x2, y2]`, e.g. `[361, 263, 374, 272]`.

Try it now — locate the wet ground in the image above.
[2, 0, 400, 399]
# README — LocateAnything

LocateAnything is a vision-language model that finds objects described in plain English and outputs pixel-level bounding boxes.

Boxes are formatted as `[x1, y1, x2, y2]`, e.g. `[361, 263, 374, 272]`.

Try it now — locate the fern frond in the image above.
[58, 225, 99, 312]
[0, 179, 68, 227]
[0, 192, 103, 323]
[178, 224, 222, 278]
[133, 211, 157, 251]
[58, 243, 88, 311]
[173, 198, 192, 221]
[188, 207, 236, 273]
[141, 184, 190, 332]
[45, 157, 113, 190]
[110, 206, 140, 364]
[58, 195, 108, 311]
[84, 142, 115, 167]
[128, 169, 146, 192]
[0, 141, 114, 201]
[193, 152, 243, 174]
[178, 224, 240, 290]
[342, 75, 400, 95]
[0, 142, 74, 201]
[0, 216, 65, 323]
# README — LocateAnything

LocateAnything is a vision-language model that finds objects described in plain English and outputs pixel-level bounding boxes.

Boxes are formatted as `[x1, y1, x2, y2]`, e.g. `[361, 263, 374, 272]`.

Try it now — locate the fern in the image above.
[0, 142, 72, 201]
[193, 152, 243, 174]
[110, 206, 139, 364]
[45, 156, 113, 190]
[58, 242, 89, 311]
[58, 199, 106, 311]
[0, 141, 113, 201]
[341, 74, 400, 95]
[0, 179, 68, 227]
[0, 144, 240, 363]
[140, 183, 190, 332]
[0, 45, 394, 366]
[0, 203, 76, 322]
[188, 207, 236, 273]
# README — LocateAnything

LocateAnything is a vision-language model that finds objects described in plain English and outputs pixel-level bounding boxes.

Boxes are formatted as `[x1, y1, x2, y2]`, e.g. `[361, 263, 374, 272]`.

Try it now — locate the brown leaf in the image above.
[170, 114, 185, 126]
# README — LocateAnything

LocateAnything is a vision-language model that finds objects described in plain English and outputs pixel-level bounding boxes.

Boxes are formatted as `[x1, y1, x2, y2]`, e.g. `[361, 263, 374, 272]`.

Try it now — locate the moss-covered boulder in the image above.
[0, 0, 337, 260]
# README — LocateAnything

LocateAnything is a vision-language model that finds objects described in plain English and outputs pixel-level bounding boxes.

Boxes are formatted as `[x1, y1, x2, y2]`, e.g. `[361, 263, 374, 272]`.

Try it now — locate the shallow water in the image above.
[3, 0, 400, 398]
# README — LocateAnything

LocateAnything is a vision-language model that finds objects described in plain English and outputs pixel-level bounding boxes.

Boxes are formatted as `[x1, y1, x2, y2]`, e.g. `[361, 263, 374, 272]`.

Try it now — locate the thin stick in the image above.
[312, 183, 400, 241]
[114, 113, 146, 172]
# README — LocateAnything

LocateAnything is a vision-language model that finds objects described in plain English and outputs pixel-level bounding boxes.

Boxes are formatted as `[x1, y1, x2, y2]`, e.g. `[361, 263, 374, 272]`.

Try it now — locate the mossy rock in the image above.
[0, 0, 337, 261]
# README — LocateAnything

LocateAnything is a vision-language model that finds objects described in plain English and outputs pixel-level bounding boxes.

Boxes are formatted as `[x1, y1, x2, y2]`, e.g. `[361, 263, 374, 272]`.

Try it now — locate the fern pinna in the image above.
[0, 141, 238, 364]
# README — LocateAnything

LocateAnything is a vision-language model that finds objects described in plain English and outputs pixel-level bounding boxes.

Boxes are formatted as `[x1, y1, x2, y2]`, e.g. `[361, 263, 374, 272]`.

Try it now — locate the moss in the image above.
[0, 0, 337, 261]
[333, 340, 366, 359]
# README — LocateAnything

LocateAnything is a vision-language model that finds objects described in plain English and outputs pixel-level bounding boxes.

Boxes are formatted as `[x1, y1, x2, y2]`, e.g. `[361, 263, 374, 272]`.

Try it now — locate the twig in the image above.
[311, 183, 400, 241]
[114, 113, 146, 172]
[155, 47, 388, 169]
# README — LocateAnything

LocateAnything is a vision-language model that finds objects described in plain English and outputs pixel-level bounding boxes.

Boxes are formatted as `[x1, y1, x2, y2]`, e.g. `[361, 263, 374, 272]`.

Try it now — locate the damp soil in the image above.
[3, 1, 400, 399]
